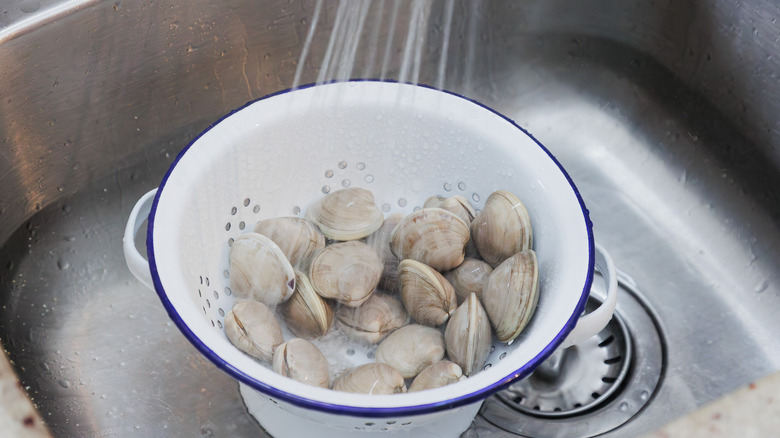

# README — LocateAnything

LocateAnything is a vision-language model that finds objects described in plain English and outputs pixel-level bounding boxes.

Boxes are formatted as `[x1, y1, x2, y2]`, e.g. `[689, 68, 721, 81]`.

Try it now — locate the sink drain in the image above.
[500, 295, 633, 417]
[477, 271, 666, 438]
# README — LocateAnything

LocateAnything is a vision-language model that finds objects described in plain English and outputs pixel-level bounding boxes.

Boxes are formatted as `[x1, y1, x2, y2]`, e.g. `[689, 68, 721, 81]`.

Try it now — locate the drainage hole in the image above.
[598, 335, 615, 347]
[591, 392, 600, 399]
[604, 356, 622, 365]
[533, 406, 540, 411]
[602, 376, 617, 383]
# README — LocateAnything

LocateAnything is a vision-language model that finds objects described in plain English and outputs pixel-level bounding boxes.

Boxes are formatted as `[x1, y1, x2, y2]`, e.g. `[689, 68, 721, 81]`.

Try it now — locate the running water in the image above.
[291, 0, 471, 91]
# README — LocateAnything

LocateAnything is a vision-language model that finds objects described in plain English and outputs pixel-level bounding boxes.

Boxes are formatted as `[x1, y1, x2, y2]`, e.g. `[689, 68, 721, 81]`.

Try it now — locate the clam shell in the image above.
[399, 259, 457, 327]
[272, 338, 330, 388]
[482, 249, 539, 343]
[365, 212, 403, 294]
[228, 232, 295, 306]
[333, 363, 407, 395]
[375, 324, 445, 379]
[423, 195, 476, 224]
[444, 258, 493, 305]
[444, 293, 492, 376]
[254, 217, 325, 269]
[308, 241, 382, 308]
[409, 360, 465, 392]
[224, 300, 284, 363]
[389, 208, 470, 271]
[470, 190, 533, 268]
[335, 291, 408, 344]
[279, 270, 334, 339]
[306, 187, 384, 241]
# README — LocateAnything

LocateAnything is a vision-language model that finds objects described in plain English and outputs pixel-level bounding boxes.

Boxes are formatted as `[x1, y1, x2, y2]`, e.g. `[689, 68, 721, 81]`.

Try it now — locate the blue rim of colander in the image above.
[146, 79, 594, 418]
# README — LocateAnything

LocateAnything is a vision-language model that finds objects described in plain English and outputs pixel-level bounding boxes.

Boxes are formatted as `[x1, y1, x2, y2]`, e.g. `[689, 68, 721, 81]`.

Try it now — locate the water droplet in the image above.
[639, 390, 649, 401]
[292, 206, 301, 215]
[57, 260, 70, 270]
[58, 379, 71, 388]
[755, 280, 768, 293]
[618, 401, 629, 411]
[341, 179, 351, 187]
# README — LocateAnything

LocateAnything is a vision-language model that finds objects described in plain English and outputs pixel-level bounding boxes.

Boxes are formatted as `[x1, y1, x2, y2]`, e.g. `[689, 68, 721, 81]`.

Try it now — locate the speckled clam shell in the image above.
[279, 270, 334, 339]
[335, 291, 408, 344]
[305, 187, 384, 241]
[254, 217, 325, 269]
[308, 241, 382, 308]
[375, 324, 446, 379]
[389, 208, 470, 271]
[482, 249, 539, 343]
[224, 300, 284, 363]
[228, 232, 295, 306]
[444, 293, 492, 376]
[399, 259, 457, 327]
[409, 360, 465, 392]
[444, 258, 493, 305]
[272, 338, 330, 389]
[423, 195, 477, 225]
[332, 363, 407, 395]
[470, 190, 533, 268]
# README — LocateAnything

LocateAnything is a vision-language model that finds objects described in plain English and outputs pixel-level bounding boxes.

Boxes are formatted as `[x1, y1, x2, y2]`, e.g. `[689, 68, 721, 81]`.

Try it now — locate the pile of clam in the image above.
[224, 187, 539, 394]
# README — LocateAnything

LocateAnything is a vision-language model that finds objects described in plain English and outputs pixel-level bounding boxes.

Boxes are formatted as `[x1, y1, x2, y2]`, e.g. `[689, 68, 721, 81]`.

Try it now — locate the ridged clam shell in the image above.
[333, 363, 407, 395]
[444, 257, 493, 305]
[228, 232, 295, 306]
[444, 293, 492, 376]
[306, 187, 384, 241]
[272, 338, 330, 388]
[423, 195, 476, 224]
[409, 360, 465, 392]
[279, 270, 334, 339]
[375, 324, 445, 379]
[389, 208, 469, 271]
[308, 241, 382, 308]
[399, 259, 457, 327]
[482, 249, 539, 343]
[224, 300, 284, 363]
[254, 217, 325, 269]
[470, 190, 533, 268]
[335, 291, 408, 344]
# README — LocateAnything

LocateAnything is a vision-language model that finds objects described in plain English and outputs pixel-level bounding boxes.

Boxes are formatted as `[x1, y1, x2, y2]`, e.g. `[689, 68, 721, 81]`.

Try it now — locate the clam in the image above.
[333, 363, 407, 395]
[305, 187, 384, 241]
[444, 258, 493, 305]
[272, 338, 330, 388]
[409, 360, 465, 392]
[254, 217, 325, 269]
[229, 232, 295, 306]
[365, 212, 403, 293]
[308, 241, 382, 308]
[398, 259, 457, 327]
[444, 293, 492, 376]
[279, 270, 333, 339]
[423, 195, 476, 225]
[224, 299, 284, 363]
[335, 292, 408, 344]
[470, 190, 533, 267]
[375, 324, 445, 379]
[389, 208, 470, 271]
[482, 250, 539, 343]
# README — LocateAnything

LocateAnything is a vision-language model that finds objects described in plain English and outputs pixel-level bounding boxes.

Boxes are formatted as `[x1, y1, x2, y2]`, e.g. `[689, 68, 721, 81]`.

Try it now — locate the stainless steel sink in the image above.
[1, 0, 779, 436]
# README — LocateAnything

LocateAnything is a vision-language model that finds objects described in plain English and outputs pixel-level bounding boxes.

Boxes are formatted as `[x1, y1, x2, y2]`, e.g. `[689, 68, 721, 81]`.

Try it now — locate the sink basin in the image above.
[1, 0, 779, 436]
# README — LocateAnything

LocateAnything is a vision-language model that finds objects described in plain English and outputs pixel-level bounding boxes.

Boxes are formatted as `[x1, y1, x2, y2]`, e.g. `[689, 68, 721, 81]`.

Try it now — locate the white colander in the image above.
[123, 81, 617, 437]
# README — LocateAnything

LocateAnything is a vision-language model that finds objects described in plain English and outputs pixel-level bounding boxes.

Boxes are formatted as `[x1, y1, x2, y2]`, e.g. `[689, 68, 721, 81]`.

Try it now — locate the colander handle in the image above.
[560, 242, 618, 348]
[122, 189, 157, 291]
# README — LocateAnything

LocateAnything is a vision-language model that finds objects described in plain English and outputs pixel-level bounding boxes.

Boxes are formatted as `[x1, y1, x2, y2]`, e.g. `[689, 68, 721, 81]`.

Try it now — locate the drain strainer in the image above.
[500, 295, 633, 416]
[476, 270, 666, 438]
